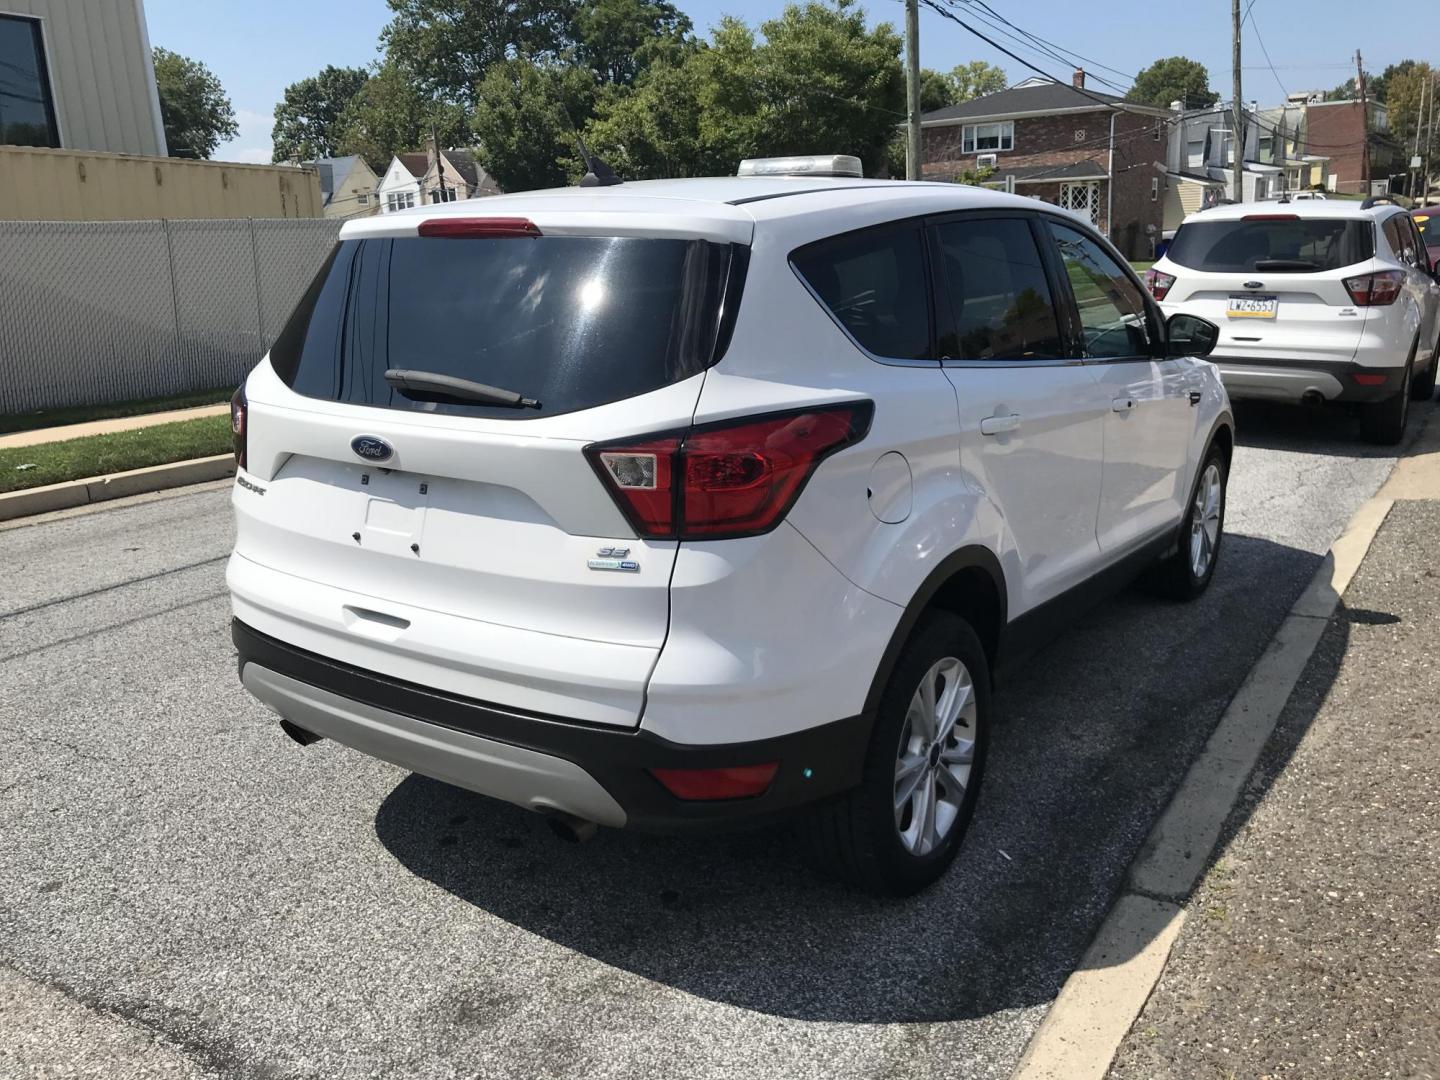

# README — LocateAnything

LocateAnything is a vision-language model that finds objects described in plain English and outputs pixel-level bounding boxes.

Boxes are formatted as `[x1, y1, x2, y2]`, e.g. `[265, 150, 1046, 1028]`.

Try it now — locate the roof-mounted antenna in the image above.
[575, 132, 623, 188]
[560, 105, 622, 188]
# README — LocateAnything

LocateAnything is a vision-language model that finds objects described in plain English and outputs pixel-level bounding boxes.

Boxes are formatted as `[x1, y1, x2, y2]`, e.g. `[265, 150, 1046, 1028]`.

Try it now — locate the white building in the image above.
[377, 153, 427, 214]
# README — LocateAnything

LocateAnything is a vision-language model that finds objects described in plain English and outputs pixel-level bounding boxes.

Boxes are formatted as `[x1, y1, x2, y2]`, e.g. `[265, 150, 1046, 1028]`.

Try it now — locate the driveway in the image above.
[0, 401, 1424, 1080]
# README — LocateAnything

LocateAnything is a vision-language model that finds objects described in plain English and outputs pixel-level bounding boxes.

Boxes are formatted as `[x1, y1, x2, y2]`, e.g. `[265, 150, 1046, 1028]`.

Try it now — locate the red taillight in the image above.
[586, 403, 872, 540]
[417, 217, 542, 239]
[1351, 372, 1388, 386]
[650, 763, 779, 800]
[230, 385, 247, 469]
[1144, 268, 1176, 300]
[1343, 270, 1404, 307]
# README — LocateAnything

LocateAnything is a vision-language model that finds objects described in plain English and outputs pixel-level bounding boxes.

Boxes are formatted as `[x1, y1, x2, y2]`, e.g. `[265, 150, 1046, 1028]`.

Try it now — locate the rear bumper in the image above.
[234, 619, 870, 832]
[1212, 356, 1406, 404]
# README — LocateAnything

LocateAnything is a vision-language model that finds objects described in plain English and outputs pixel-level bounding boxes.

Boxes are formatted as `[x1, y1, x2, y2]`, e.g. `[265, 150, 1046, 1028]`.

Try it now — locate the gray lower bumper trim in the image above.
[1215, 363, 1346, 402]
[242, 664, 628, 827]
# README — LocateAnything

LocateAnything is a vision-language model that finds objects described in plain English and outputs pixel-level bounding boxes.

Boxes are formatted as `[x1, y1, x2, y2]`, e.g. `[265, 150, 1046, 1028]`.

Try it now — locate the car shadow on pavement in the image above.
[1233, 399, 1428, 456]
[374, 533, 1344, 1024]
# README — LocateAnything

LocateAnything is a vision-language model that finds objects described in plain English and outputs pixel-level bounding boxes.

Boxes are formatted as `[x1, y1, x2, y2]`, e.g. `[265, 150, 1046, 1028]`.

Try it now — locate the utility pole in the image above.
[905, 0, 921, 181]
[1412, 74, 1428, 198]
[1231, 0, 1243, 203]
[1357, 51, 1370, 196]
[431, 123, 448, 204]
[1425, 71, 1437, 199]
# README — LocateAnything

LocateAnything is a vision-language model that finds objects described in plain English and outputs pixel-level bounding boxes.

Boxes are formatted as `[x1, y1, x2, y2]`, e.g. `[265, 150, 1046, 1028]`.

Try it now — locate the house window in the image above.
[1154, 120, 1163, 142]
[356, 193, 369, 206]
[384, 192, 416, 213]
[1059, 181, 1101, 225]
[0, 15, 60, 147]
[1186, 138, 1205, 169]
[961, 121, 1014, 154]
[1151, 177, 1160, 202]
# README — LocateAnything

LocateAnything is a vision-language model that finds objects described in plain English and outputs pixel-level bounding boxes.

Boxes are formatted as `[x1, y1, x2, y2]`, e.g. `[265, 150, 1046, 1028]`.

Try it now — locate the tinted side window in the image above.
[1049, 222, 1153, 359]
[930, 217, 1062, 361]
[793, 224, 932, 360]
[1383, 217, 1411, 265]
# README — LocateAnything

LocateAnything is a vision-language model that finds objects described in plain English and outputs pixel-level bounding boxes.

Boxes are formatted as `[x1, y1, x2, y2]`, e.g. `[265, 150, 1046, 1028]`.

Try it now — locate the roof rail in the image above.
[1360, 195, 1400, 210]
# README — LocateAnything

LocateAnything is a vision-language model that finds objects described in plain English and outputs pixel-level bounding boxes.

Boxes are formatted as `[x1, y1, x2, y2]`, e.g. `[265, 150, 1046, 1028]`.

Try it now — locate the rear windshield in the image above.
[270, 235, 742, 419]
[1166, 217, 1374, 273]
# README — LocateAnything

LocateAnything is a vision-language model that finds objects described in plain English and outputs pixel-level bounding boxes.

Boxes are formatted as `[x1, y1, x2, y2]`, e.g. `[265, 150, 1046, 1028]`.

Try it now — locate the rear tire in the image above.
[1361, 349, 1413, 445]
[1413, 339, 1439, 401]
[1147, 446, 1227, 601]
[800, 612, 989, 896]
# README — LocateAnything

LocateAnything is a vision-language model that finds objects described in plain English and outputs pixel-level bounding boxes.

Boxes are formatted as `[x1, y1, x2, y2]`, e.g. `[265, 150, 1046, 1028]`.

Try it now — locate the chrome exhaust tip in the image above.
[544, 810, 599, 844]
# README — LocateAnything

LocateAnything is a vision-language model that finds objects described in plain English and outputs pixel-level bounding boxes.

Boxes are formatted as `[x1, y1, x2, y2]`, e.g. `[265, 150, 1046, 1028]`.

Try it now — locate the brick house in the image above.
[1303, 98, 1404, 196]
[921, 70, 1171, 258]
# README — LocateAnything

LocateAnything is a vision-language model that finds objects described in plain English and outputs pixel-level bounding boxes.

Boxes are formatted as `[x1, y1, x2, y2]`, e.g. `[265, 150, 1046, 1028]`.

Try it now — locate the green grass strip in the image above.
[0, 414, 232, 494]
[0, 387, 233, 436]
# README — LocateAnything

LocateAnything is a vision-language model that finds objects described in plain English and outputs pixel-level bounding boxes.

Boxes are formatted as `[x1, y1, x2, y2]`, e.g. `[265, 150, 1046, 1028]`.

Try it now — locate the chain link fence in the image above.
[0, 218, 342, 416]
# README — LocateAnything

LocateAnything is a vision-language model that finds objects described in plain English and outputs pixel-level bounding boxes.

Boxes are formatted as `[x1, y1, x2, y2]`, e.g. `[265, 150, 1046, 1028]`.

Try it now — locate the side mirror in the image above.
[1166, 312, 1220, 358]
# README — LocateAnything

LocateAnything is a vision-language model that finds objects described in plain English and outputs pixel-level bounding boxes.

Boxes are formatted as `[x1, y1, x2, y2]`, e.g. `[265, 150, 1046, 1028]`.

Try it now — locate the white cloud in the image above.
[214, 107, 274, 164]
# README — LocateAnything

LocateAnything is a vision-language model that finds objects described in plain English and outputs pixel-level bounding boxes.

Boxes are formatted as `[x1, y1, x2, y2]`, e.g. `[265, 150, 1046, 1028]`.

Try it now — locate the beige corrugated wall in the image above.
[3, 0, 166, 155]
[0, 147, 324, 220]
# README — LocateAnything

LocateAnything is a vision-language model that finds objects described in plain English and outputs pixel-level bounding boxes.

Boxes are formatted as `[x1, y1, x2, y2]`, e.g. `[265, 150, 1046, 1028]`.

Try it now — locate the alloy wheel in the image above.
[893, 656, 979, 856]
[1189, 462, 1223, 579]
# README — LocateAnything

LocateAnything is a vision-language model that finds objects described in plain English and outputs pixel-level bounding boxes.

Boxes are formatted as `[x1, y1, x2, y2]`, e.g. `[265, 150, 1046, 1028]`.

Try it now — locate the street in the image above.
[0, 401, 1426, 1080]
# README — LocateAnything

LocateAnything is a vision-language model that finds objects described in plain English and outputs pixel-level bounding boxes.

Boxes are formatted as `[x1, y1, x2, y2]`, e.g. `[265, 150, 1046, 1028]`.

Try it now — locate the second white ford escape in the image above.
[229, 164, 1233, 895]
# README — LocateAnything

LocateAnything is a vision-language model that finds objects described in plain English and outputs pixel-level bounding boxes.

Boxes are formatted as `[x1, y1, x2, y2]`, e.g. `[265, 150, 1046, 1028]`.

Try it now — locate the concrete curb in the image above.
[0, 455, 234, 522]
[1008, 417, 1440, 1079]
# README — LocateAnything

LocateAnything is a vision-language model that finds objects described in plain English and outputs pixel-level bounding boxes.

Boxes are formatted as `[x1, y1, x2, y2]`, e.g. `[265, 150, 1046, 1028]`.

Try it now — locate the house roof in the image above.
[441, 149, 480, 187]
[306, 155, 363, 205]
[395, 153, 429, 179]
[921, 82, 1154, 125]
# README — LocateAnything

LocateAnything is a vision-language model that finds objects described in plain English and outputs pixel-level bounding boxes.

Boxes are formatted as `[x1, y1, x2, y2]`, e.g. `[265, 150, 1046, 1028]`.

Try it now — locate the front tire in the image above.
[1362, 347, 1414, 444]
[801, 612, 989, 896]
[1148, 446, 1227, 601]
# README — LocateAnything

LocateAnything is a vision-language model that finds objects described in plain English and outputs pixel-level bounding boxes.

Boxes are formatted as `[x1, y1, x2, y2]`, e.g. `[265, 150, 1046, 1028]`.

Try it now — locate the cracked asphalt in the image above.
[0, 401, 1426, 1080]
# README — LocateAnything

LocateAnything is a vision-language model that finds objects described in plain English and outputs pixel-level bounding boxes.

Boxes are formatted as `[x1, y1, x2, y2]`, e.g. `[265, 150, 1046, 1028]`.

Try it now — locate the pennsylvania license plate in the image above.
[1227, 294, 1278, 319]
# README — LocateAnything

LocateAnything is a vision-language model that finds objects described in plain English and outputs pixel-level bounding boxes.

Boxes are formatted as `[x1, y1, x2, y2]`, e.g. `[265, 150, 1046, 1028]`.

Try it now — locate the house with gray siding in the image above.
[0, 0, 166, 156]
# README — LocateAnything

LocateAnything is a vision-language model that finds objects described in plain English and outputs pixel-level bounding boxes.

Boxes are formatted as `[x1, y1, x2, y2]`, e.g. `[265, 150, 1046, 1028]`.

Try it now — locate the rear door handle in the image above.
[979, 412, 1021, 436]
[1111, 397, 1136, 413]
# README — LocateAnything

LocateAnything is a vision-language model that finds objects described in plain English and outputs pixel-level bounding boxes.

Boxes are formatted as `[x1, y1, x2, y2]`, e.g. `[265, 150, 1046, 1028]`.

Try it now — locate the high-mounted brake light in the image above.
[586, 403, 874, 541]
[1343, 269, 1404, 307]
[650, 763, 780, 800]
[1144, 268, 1176, 300]
[230, 385, 247, 469]
[1242, 214, 1300, 221]
[417, 217, 542, 239]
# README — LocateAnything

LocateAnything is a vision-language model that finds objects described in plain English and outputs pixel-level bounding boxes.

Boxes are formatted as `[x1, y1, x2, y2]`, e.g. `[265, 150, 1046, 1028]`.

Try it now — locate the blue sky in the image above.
[143, 0, 1436, 164]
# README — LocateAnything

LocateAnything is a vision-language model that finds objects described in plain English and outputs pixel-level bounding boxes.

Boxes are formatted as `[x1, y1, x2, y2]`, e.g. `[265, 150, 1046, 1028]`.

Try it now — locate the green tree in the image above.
[574, 0, 692, 86]
[919, 68, 954, 113]
[471, 60, 596, 191]
[1369, 61, 1417, 105]
[380, 0, 577, 106]
[1384, 63, 1436, 158]
[589, 1, 903, 181]
[272, 66, 371, 162]
[1126, 56, 1218, 110]
[336, 62, 467, 169]
[944, 59, 1007, 103]
[152, 47, 238, 158]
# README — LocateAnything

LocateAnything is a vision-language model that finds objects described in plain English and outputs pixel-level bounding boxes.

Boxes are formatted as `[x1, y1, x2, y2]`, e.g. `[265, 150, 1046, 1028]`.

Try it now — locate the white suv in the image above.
[228, 170, 1232, 894]
[1147, 197, 1440, 443]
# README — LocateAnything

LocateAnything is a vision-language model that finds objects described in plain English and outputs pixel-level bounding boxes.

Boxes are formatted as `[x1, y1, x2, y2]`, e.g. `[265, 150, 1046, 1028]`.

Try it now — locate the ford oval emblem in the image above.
[350, 435, 394, 463]
[1243, 280, 1264, 290]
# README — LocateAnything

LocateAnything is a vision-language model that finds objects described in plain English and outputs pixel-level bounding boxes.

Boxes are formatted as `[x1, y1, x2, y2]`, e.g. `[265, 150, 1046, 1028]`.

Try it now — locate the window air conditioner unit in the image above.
[976, 153, 998, 168]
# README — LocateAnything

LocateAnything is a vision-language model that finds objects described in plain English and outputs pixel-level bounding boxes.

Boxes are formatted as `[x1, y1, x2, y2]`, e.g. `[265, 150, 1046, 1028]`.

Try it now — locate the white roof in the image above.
[1187, 199, 1402, 223]
[338, 176, 1048, 246]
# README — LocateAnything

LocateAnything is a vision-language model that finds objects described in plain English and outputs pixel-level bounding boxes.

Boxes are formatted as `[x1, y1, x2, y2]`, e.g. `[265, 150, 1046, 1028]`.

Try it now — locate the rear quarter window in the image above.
[791, 223, 932, 361]
[268, 234, 743, 420]
[1166, 217, 1374, 273]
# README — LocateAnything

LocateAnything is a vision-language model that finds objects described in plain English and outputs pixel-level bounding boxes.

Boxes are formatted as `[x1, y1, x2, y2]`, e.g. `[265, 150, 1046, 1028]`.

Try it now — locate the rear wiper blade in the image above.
[1253, 259, 1317, 271]
[384, 369, 540, 409]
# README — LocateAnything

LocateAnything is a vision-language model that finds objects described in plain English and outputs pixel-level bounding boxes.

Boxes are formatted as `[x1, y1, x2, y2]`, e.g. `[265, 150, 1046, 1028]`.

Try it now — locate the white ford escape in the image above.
[1148, 197, 1440, 444]
[228, 163, 1233, 894]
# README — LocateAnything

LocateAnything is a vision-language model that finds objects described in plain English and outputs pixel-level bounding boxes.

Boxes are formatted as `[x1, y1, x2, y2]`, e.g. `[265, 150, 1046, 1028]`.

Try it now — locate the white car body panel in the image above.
[229, 174, 1231, 825]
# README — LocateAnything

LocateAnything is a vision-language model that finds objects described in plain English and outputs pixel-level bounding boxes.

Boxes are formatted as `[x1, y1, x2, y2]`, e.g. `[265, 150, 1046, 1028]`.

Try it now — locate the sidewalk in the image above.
[1107, 497, 1440, 1080]
[0, 404, 229, 451]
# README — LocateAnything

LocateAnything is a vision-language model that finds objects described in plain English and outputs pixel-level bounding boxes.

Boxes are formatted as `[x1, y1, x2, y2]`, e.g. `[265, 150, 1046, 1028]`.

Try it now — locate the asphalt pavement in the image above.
[0, 401, 1426, 1080]
[1108, 498, 1440, 1080]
